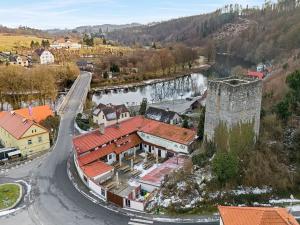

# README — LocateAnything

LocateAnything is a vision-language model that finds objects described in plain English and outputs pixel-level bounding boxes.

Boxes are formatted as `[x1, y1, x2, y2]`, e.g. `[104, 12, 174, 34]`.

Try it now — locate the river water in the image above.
[92, 55, 254, 107]
[92, 73, 207, 106]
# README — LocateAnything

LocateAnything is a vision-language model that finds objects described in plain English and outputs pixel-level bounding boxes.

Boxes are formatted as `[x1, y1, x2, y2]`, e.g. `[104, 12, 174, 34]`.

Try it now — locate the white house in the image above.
[50, 40, 82, 50]
[34, 49, 54, 64]
[92, 103, 130, 127]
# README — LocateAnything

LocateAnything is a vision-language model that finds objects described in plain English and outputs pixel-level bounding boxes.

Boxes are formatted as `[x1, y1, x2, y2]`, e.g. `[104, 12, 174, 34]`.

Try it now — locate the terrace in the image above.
[100, 151, 166, 198]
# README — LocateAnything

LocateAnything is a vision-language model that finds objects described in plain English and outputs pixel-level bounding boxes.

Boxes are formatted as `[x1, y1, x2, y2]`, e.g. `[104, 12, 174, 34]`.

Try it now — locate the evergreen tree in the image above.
[212, 152, 239, 186]
[197, 108, 205, 140]
[139, 98, 147, 115]
[182, 118, 189, 128]
[30, 40, 35, 49]
[110, 63, 120, 73]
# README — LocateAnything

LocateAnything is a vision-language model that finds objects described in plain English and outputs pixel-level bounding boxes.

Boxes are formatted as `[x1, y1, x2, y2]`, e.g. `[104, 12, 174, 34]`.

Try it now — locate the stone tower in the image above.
[204, 77, 263, 141]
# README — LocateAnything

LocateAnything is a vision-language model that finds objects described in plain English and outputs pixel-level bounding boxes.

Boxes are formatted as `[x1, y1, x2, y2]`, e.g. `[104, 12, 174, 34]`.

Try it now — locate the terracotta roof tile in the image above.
[78, 133, 142, 166]
[247, 71, 264, 80]
[0, 112, 35, 139]
[141, 121, 195, 145]
[218, 206, 299, 225]
[81, 161, 114, 178]
[14, 105, 53, 123]
[73, 116, 196, 154]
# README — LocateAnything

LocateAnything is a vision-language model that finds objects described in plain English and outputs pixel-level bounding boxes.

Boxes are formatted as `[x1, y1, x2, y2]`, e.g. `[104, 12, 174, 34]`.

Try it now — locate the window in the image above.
[38, 137, 42, 143]
[101, 188, 105, 196]
[125, 199, 131, 207]
[28, 140, 32, 145]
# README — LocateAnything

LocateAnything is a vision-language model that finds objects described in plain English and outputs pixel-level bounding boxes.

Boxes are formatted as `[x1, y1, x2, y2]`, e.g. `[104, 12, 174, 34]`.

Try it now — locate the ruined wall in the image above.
[204, 77, 262, 141]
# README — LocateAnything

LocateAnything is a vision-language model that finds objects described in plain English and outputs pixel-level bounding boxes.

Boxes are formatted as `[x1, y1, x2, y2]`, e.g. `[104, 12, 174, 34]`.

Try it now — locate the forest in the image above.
[107, 0, 300, 64]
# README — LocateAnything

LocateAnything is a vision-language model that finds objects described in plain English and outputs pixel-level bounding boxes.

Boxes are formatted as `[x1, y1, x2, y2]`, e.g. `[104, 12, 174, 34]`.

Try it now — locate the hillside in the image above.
[0, 34, 50, 51]
[107, 1, 300, 64]
[0, 25, 51, 39]
[106, 14, 210, 46]
[47, 23, 142, 36]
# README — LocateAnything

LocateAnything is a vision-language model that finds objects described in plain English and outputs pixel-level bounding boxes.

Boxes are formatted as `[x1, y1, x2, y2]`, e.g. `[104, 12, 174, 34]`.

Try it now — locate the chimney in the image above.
[28, 104, 33, 116]
[99, 123, 105, 135]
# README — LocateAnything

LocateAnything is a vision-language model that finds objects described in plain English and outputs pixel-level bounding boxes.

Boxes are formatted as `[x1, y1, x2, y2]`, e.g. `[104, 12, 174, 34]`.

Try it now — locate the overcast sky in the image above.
[0, 0, 266, 29]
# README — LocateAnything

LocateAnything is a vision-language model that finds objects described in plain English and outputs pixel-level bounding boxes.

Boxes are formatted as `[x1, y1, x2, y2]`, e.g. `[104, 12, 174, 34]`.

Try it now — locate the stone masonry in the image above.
[204, 77, 263, 141]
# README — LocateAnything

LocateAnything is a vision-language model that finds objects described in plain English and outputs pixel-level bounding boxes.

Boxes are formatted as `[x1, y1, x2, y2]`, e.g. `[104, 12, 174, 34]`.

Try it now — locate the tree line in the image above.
[93, 44, 197, 83]
[30, 40, 50, 49]
[0, 64, 79, 109]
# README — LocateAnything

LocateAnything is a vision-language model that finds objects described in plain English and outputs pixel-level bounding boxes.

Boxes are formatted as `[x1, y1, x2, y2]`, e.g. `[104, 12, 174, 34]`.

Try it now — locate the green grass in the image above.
[0, 183, 21, 210]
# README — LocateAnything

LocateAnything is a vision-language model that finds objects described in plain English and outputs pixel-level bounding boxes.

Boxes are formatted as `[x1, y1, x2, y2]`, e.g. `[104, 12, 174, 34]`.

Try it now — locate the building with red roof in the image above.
[81, 161, 114, 182]
[0, 111, 50, 156]
[218, 206, 299, 225]
[14, 105, 54, 123]
[72, 116, 197, 211]
[247, 70, 264, 80]
[73, 116, 196, 156]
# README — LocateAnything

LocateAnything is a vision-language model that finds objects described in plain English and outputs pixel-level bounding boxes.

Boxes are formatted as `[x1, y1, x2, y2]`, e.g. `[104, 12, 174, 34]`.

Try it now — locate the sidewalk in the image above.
[66, 153, 219, 223]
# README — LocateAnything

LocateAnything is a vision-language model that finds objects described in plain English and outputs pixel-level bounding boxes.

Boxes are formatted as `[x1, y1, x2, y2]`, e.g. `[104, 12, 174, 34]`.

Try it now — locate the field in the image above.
[0, 34, 50, 51]
[0, 183, 21, 210]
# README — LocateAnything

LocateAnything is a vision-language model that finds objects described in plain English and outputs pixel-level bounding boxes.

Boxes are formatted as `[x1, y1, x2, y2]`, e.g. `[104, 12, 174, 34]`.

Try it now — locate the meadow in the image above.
[0, 34, 49, 51]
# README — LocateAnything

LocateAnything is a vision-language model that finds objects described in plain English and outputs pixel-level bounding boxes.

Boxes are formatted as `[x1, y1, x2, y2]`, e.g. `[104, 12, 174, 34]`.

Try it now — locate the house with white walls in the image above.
[92, 103, 130, 126]
[72, 116, 197, 211]
[34, 49, 54, 64]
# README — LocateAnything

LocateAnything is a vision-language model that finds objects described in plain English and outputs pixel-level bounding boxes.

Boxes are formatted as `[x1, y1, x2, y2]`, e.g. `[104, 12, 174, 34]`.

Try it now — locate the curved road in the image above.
[0, 72, 217, 225]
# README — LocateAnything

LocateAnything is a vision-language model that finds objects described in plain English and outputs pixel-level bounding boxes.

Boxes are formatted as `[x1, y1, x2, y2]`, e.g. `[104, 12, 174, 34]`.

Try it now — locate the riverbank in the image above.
[91, 65, 211, 93]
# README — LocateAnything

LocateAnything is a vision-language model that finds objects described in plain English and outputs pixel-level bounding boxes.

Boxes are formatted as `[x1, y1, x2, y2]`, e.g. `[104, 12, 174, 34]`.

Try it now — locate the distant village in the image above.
[0, 38, 81, 66]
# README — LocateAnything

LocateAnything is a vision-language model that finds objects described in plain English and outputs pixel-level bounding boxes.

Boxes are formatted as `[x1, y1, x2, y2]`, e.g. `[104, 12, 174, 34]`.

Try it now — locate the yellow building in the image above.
[0, 111, 50, 156]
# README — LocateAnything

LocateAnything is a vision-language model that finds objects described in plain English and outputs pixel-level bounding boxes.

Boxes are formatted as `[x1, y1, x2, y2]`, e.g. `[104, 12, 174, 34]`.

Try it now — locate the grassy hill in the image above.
[0, 34, 49, 51]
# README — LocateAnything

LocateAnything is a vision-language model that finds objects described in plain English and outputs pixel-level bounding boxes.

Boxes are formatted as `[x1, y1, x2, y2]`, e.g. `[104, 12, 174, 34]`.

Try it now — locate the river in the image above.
[92, 73, 207, 106]
[92, 55, 255, 107]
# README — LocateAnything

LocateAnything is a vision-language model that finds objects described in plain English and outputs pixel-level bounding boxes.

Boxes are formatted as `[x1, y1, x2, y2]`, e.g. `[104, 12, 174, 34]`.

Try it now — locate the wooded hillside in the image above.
[107, 0, 300, 64]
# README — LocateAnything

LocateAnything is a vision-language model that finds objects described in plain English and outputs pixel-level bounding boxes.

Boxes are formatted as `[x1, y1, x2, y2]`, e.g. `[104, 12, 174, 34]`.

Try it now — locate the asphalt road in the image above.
[0, 72, 218, 225]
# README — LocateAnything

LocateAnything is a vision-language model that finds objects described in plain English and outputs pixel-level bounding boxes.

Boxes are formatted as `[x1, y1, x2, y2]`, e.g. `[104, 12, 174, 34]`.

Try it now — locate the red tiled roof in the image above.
[218, 206, 299, 225]
[78, 133, 142, 166]
[247, 71, 264, 80]
[81, 161, 114, 178]
[0, 112, 35, 139]
[140, 156, 188, 186]
[141, 120, 196, 145]
[73, 116, 196, 154]
[14, 105, 53, 123]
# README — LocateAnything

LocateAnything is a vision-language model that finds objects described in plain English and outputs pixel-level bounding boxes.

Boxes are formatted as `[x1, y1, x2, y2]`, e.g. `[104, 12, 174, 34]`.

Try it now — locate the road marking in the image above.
[129, 218, 153, 225]
[128, 222, 149, 225]
[130, 218, 153, 224]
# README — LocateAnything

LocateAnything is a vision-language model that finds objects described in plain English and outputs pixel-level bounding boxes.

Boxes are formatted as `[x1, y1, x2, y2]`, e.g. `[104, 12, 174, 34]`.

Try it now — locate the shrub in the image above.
[212, 152, 239, 186]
